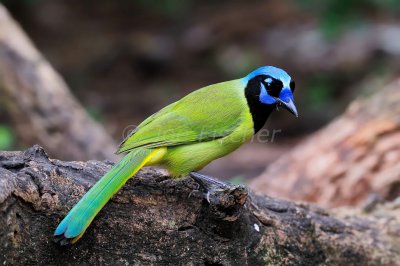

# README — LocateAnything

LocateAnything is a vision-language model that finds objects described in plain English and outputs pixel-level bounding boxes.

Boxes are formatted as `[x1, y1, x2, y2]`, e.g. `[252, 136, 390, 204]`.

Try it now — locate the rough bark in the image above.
[0, 4, 117, 161]
[250, 79, 400, 208]
[0, 146, 399, 265]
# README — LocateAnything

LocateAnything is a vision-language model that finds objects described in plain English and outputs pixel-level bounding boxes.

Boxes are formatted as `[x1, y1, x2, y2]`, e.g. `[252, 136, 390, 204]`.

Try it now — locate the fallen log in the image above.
[0, 146, 399, 265]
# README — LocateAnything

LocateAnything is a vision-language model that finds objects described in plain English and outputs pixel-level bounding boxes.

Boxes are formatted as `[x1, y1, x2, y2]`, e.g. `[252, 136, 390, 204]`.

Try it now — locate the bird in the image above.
[54, 66, 298, 244]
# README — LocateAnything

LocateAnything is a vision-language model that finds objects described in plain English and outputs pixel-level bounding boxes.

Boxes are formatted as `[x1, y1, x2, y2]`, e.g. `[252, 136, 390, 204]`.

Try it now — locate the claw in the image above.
[205, 191, 210, 203]
[188, 189, 201, 199]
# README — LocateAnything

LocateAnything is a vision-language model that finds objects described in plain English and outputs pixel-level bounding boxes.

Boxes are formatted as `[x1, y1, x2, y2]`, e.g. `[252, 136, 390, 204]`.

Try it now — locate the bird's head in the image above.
[243, 66, 298, 117]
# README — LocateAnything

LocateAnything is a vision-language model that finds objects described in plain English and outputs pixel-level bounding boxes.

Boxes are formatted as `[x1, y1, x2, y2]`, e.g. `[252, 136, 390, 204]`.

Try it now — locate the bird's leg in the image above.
[189, 172, 229, 202]
[190, 172, 229, 188]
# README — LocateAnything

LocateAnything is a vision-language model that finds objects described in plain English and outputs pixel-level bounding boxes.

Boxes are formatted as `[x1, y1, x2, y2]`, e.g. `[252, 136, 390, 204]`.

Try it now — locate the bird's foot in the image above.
[189, 172, 231, 203]
[189, 172, 248, 222]
[188, 189, 211, 203]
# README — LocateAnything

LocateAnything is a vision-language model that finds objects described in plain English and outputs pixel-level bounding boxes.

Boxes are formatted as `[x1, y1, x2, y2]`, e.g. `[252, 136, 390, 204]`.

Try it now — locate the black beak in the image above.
[273, 97, 298, 117]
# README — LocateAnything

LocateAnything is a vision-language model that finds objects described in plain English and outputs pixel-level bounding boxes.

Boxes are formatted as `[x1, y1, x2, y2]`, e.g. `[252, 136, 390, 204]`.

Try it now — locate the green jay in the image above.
[54, 66, 298, 243]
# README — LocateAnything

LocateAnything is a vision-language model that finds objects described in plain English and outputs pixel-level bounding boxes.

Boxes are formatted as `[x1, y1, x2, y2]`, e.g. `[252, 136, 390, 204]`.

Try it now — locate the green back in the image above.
[117, 79, 248, 153]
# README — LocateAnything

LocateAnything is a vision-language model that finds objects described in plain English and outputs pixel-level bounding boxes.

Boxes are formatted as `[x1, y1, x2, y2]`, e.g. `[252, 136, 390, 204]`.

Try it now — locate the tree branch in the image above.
[0, 146, 398, 265]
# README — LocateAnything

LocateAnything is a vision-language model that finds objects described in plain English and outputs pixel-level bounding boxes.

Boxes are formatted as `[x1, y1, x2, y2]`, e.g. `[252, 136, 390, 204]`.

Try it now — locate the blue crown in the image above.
[244, 66, 291, 84]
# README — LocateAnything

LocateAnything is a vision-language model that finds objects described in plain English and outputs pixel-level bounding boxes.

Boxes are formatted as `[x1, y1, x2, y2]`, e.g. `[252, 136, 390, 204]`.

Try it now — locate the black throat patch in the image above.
[244, 76, 276, 133]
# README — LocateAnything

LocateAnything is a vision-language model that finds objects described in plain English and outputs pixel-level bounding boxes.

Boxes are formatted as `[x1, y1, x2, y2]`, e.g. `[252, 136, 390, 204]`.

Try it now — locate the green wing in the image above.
[117, 79, 247, 154]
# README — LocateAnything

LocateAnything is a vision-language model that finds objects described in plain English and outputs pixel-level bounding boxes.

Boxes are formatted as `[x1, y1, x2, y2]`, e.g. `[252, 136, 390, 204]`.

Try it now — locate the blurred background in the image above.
[0, 0, 399, 206]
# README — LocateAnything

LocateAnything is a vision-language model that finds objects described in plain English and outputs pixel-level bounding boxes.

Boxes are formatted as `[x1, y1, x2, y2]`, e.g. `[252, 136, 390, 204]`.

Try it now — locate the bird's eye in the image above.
[262, 77, 282, 97]
[290, 80, 295, 92]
